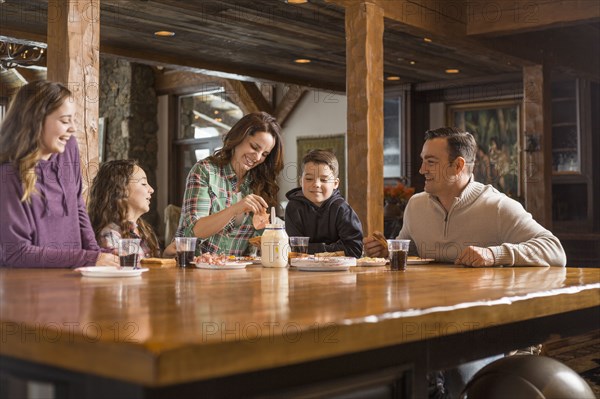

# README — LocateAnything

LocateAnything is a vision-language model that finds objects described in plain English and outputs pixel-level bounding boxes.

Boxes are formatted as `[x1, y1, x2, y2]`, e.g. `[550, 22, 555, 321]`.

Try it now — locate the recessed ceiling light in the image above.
[386, 76, 401, 81]
[423, 37, 432, 43]
[294, 58, 311, 64]
[409, 61, 416, 65]
[445, 68, 460, 74]
[154, 31, 175, 37]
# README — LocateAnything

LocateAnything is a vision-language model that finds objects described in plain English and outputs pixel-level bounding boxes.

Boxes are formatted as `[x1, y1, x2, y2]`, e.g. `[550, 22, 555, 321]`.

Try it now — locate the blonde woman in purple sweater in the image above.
[0, 80, 118, 268]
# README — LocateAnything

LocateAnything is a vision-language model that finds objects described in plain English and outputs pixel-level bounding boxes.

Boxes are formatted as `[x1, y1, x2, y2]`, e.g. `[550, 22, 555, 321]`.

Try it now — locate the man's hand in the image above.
[455, 246, 495, 267]
[363, 231, 389, 258]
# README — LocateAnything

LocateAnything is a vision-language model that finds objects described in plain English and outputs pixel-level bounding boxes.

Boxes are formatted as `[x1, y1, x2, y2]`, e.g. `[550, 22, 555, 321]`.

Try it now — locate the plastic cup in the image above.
[387, 239, 410, 271]
[175, 237, 197, 268]
[288, 236, 309, 264]
[118, 238, 141, 269]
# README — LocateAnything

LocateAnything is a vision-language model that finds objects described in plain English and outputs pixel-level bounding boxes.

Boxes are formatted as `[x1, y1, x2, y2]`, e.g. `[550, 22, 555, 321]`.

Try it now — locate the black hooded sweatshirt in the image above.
[284, 187, 363, 258]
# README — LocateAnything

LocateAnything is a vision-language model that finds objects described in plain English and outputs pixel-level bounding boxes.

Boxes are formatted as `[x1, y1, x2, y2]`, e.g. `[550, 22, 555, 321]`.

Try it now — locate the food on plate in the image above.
[236, 256, 260, 262]
[315, 251, 345, 257]
[140, 257, 176, 268]
[194, 253, 238, 266]
[291, 256, 357, 267]
[248, 236, 262, 247]
[252, 208, 269, 230]
[357, 257, 387, 266]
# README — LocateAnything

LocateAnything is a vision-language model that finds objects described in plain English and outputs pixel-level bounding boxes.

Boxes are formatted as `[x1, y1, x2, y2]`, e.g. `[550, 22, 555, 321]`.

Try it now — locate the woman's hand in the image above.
[232, 194, 268, 217]
[252, 207, 269, 230]
[96, 252, 120, 266]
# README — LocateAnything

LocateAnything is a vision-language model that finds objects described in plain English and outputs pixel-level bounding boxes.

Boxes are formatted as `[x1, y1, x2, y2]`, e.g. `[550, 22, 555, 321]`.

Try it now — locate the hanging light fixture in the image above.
[0, 39, 47, 71]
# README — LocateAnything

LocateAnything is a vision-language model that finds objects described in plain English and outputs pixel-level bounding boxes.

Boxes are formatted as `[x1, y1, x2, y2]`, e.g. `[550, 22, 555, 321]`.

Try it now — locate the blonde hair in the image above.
[0, 80, 72, 202]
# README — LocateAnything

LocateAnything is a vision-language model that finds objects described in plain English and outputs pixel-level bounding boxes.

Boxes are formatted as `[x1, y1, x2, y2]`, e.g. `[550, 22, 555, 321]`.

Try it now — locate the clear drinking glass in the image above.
[175, 237, 197, 268]
[118, 238, 141, 269]
[387, 239, 410, 271]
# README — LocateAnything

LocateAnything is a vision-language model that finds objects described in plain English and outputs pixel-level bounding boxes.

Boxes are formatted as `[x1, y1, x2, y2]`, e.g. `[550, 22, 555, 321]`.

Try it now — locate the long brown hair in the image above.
[0, 80, 72, 202]
[88, 160, 160, 257]
[208, 112, 284, 206]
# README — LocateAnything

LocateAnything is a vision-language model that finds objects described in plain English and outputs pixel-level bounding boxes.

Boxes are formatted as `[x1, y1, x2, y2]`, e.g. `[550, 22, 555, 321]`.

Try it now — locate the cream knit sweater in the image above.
[398, 181, 566, 266]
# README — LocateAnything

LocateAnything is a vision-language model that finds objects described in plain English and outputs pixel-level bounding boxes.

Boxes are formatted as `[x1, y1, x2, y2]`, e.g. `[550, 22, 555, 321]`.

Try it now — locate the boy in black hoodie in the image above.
[284, 150, 363, 258]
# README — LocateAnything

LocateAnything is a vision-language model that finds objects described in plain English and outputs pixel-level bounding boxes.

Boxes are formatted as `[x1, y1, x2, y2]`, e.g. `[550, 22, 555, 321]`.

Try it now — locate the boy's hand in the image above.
[363, 231, 389, 258]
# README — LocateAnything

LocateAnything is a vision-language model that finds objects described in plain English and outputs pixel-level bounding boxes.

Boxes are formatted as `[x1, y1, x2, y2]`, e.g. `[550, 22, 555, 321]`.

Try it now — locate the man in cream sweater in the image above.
[364, 127, 566, 267]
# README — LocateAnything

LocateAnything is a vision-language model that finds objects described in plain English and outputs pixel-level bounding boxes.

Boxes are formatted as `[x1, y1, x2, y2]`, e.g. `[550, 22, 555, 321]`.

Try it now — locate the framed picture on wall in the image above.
[447, 100, 522, 198]
[296, 134, 346, 198]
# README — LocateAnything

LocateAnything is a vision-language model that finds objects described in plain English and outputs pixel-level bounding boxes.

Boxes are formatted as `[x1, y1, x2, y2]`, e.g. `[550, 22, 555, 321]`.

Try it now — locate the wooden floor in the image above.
[542, 330, 600, 397]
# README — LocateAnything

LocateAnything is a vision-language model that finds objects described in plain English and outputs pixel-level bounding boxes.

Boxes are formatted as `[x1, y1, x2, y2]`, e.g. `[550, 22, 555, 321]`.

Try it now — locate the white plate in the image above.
[407, 257, 435, 265]
[195, 262, 251, 270]
[236, 257, 262, 265]
[291, 257, 357, 268]
[357, 258, 387, 267]
[76, 266, 148, 277]
[293, 264, 350, 272]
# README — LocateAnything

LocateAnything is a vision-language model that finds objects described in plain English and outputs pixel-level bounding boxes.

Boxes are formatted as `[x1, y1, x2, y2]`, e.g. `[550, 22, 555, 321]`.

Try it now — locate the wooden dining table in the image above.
[0, 264, 598, 398]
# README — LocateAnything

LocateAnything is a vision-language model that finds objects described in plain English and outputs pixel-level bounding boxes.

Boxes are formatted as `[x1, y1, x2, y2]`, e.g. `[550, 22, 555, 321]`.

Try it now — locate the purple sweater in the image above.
[0, 137, 101, 268]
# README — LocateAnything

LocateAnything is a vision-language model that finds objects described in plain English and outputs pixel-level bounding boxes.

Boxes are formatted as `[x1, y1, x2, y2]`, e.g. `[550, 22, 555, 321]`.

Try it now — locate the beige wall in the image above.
[278, 88, 347, 205]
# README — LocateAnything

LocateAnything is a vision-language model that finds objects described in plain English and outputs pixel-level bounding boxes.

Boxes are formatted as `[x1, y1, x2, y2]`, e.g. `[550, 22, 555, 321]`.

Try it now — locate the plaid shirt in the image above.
[176, 159, 257, 255]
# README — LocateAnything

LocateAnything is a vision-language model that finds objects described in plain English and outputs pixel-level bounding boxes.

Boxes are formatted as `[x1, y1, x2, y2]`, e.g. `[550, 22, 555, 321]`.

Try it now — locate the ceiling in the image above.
[1, 0, 599, 97]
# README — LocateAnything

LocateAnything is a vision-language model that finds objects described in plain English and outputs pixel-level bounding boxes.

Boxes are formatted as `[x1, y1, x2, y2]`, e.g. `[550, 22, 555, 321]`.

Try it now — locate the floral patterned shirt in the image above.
[175, 159, 258, 256]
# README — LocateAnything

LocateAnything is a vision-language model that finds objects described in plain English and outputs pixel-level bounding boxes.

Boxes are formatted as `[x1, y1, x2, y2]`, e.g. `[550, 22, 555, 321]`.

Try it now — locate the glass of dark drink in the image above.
[288, 236, 309, 265]
[175, 237, 197, 268]
[118, 238, 141, 269]
[387, 239, 410, 271]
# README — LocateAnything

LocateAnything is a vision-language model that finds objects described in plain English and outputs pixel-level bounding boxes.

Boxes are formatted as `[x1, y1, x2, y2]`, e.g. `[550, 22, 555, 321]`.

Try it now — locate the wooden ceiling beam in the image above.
[100, 46, 344, 92]
[327, 0, 466, 37]
[13, 67, 44, 84]
[467, 0, 600, 37]
[273, 85, 307, 126]
[154, 70, 226, 95]
[488, 27, 600, 81]
[327, 0, 532, 69]
[0, 30, 46, 44]
[225, 80, 274, 115]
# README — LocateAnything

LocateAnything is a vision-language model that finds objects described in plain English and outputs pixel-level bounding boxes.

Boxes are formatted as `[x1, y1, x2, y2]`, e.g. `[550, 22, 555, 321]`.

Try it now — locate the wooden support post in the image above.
[46, 0, 100, 199]
[345, 1, 384, 235]
[523, 65, 552, 228]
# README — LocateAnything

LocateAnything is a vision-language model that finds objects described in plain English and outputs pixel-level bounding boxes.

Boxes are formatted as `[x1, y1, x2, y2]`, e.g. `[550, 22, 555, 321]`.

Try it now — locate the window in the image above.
[0, 98, 7, 124]
[172, 86, 243, 205]
[383, 94, 406, 178]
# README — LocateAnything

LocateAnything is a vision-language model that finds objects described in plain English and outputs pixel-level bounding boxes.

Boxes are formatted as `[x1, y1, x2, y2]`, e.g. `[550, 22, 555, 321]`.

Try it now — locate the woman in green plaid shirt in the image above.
[174, 112, 284, 256]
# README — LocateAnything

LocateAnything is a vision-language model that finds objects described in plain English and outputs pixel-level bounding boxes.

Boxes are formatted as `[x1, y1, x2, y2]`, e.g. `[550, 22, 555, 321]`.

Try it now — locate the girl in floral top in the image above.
[88, 160, 160, 259]
[174, 112, 284, 256]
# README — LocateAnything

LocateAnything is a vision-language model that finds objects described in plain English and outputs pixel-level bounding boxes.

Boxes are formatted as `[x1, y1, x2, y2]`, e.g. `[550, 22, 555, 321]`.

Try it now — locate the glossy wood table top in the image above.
[1, 265, 598, 386]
